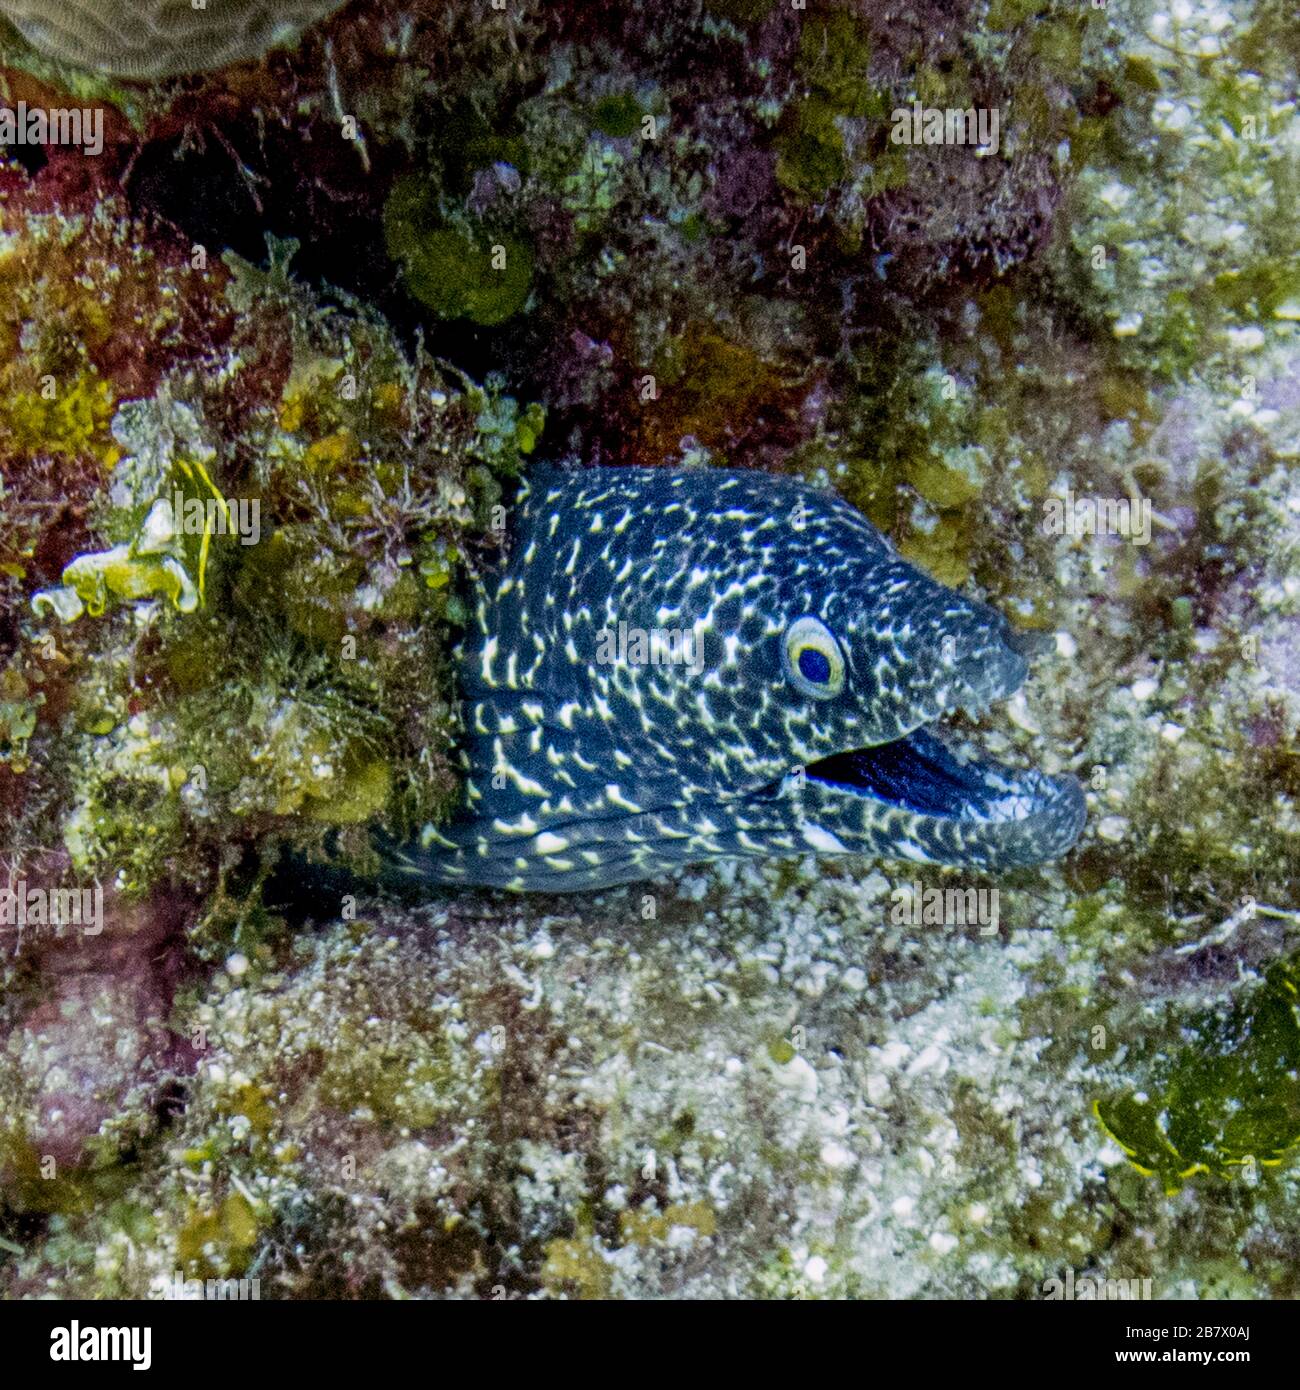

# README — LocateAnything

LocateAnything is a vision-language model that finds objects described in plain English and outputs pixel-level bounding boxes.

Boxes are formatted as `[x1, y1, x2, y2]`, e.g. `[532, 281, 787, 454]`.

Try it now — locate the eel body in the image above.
[394, 466, 1085, 891]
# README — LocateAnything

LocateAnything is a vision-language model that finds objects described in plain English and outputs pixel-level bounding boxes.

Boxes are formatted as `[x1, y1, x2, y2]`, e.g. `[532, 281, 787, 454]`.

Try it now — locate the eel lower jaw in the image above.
[803, 722, 1086, 864]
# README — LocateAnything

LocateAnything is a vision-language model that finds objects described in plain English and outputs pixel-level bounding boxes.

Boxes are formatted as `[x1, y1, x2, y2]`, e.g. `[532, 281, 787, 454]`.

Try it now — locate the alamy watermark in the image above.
[49, 1322, 150, 1370]
[595, 620, 706, 676]
[151, 1270, 261, 1301]
[0, 879, 103, 936]
[1041, 1270, 1153, 1301]
[1, 103, 104, 157]
[890, 881, 1000, 936]
[1042, 488, 1152, 546]
[890, 102, 1001, 156]
[162, 489, 261, 546]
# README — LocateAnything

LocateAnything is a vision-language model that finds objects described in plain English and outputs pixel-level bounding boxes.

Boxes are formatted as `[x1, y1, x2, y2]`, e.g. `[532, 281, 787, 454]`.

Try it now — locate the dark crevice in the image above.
[123, 119, 522, 389]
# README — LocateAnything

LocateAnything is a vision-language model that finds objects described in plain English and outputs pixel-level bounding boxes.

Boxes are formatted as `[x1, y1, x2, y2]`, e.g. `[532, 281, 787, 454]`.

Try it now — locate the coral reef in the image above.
[0, 0, 349, 79]
[2, 0, 1299, 1302]
[0, 194, 539, 917]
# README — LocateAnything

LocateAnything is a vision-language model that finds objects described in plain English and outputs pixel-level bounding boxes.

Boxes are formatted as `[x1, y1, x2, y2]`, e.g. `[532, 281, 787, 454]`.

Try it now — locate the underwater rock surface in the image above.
[1, 0, 1299, 1300]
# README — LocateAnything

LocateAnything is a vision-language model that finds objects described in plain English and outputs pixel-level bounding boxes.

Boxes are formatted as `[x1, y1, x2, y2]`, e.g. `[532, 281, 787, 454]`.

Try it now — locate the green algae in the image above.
[795, 9, 878, 118]
[824, 350, 996, 588]
[1097, 961, 1300, 1194]
[775, 97, 849, 201]
[384, 176, 533, 325]
[561, 138, 629, 237]
[468, 375, 546, 472]
[774, 8, 882, 201]
[2, 374, 117, 466]
[591, 93, 644, 140]
[5, 229, 541, 899]
[0, 663, 39, 770]
[176, 1191, 266, 1279]
[36, 541, 199, 621]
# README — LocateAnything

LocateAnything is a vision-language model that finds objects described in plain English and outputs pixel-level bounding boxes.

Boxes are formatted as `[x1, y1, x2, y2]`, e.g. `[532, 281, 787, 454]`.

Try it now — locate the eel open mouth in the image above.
[804, 721, 1086, 866]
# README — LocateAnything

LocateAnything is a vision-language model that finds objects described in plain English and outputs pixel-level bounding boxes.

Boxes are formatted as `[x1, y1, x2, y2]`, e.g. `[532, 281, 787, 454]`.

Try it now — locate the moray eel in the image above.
[395, 466, 1085, 892]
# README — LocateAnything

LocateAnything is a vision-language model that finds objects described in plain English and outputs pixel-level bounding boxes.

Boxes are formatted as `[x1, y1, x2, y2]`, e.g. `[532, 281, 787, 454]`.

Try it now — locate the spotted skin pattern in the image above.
[394, 467, 1085, 891]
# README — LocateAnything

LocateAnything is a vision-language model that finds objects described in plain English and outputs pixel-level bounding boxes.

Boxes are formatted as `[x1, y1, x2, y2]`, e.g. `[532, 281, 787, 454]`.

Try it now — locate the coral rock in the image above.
[0, 0, 348, 78]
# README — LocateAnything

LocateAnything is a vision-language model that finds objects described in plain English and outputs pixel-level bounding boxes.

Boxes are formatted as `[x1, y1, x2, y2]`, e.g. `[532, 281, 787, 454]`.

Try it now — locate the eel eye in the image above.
[782, 615, 845, 700]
